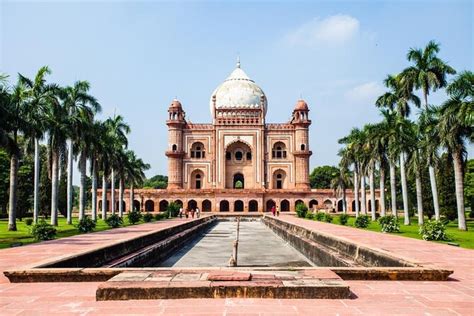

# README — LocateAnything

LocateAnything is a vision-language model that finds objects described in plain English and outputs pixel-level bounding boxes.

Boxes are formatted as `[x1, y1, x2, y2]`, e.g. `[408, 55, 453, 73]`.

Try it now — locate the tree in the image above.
[406, 121, 425, 225]
[309, 165, 339, 189]
[400, 40, 456, 109]
[437, 71, 473, 230]
[142, 175, 168, 189]
[465, 159, 474, 207]
[376, 74, 421, 224]
[124, 151, 150, 213]
[61, 81, 101, 222]
[330, 165, 352, 214]
[19, 66, 57, 223]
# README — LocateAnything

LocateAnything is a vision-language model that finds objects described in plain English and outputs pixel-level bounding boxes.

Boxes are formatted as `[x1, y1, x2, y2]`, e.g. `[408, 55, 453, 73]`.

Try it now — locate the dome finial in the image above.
[236, 55, 241, 68]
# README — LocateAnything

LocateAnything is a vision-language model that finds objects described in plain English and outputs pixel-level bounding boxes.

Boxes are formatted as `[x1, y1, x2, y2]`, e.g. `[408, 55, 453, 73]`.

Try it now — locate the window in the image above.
[235, 151, 243, 161]
[246, 152, 252, 160]
[301, 144, 306, 151]
[190, 142, 205, 159]
[272, 142, 287, 159]
[172, 144, 177, 152]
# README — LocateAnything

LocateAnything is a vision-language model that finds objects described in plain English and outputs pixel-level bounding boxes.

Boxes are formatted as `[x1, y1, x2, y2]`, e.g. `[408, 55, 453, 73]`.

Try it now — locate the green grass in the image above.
[0, 216, 147, 249]
[311, 214, 474, 249]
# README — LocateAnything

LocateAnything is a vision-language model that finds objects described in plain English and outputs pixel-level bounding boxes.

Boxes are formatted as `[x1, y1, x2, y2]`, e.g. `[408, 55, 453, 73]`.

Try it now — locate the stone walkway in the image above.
[0, 215, 473, 315]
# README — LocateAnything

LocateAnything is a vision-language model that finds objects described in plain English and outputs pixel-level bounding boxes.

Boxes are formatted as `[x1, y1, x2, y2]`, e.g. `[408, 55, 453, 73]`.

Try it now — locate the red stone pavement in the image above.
[0, 215, 473, 315]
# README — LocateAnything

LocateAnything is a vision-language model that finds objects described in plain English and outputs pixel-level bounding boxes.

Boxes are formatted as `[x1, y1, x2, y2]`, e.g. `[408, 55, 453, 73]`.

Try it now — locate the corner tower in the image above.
[291, 100, 312, 190]
[166, 99, 185, 189]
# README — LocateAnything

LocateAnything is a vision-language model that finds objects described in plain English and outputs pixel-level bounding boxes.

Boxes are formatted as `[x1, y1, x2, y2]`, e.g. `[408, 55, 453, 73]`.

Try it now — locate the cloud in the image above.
[345, 82, 384, 104]
[286, 14, 360, 47]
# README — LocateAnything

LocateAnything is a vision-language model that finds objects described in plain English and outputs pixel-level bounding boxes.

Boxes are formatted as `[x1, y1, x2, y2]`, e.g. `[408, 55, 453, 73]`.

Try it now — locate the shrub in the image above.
[143, 213, 154, 222]
[167, 202, 180, 217]
[296, 203, 308, 218]
[30, 220, 57, 241]
[323, 213, 333, 223]
[305, 211, 314, 220]
[154, 212, 168, 221]
[315, 212, 325, 221]
[25, 218, 33, 226]
[419, 220, 448, 241]
[127, 210, 142, 225]
[378, 215, 400, 233]
[105, 214, 123, 228]
[440, 207, 457, 221]
[354, 215, 370, 228]
[77, 215, 96, 233]
[339, 214, 349, 225]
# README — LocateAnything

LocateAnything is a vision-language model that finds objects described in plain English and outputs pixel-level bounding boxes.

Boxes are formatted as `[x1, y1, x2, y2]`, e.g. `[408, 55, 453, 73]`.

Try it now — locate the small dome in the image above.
[210, 61, 267, 117]
[294, 99, 309, 111]
[169, 99, 182, 109]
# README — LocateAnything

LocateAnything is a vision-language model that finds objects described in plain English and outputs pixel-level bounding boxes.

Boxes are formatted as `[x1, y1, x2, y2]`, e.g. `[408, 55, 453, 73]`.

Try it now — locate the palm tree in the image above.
[1, 80, 29, 230]
[45, 91, 68, 226]
[18, 66, 57, 223]
[438, 71, 473, 230]
[61, 81, 101, 223]
[376, 74, 421, 224]
[338, 128, 365, 217]
[330, 165, 352, 214]
[367, 122, 389, 217]
[89, 120, 105, 221]
[124, 151, 149, 213]
[419, 107, 441, 220]
[406, 121, 425, 225]
[104, 115, 130, 216]
[400, 40, 456, 109]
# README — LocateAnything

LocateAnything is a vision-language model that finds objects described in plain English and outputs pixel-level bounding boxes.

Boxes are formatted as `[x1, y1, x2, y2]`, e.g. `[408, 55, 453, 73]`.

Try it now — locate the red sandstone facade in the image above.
[98, 61, 380, 213]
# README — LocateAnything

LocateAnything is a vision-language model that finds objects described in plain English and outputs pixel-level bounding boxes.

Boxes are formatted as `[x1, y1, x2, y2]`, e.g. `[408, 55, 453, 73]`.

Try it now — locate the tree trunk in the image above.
[8, 152, 19, 231]
[360, 174, 367, 215]
[102, 174, 107, 219]
[429, 165, 440, 220]
[78, 153, 87, 220]
[33, 138, 40, 223]
[353, 166, 360, 217]
[369, 165, 376, 221]
[342, 188, 347, 214]
[119, 177, 124, 217]
[66, 139, 73, 224]
[129, 183, 134, 213]
[389, 161, 397, 218]
[400, 153, 410, 225]
[51, 150, 59, 226]
[415, 168, 424, 225]
[91, 160, 97, 221]
[379, 165, 386, 217]
[452, 150, 467, 230]
[111, 169, 116, 215]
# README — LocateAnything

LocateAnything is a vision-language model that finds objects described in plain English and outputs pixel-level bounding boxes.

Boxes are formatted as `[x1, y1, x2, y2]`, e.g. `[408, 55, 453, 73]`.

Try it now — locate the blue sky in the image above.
[1, 0, 473, 182]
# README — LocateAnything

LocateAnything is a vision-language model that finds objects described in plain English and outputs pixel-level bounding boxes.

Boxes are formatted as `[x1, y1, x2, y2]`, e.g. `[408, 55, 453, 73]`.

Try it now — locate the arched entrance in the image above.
[249, 200, 258, 212]
[234, 200, 244, 212]
[295, 200, 305, 209]
[159, 200, 168, 212]
[351, 200, 361, 212]
[133, 200, 140, 212]
[280, 199, 290, 212]
[337, 200, 344, 212]
[323, 199, 333, 211]
[266, 200, 275, 212]
[191, 169, 204, 189]
[309, 199, 318, 210]
[273, 169, 287, 189]
[174, 200, 183, 208]
[233, 173, 244, 189]
[202, 200, 212, 212]
[188, 200, 197, 210]
[145, 200, 154, 212]
[220, 200, 229, 212]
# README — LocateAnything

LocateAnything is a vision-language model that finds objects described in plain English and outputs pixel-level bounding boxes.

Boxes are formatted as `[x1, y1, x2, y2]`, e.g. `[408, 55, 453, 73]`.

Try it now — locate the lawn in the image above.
[0, 216, 141, 249]
[313, 214, 474, 249]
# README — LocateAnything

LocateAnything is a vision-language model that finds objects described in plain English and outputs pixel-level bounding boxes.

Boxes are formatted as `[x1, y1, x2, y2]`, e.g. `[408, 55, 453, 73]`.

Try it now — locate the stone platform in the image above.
[96, 269, 350, 300]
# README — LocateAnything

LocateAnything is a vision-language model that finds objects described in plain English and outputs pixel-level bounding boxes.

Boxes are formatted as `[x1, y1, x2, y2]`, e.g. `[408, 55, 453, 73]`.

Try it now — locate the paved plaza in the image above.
[0, 215, 472, 315]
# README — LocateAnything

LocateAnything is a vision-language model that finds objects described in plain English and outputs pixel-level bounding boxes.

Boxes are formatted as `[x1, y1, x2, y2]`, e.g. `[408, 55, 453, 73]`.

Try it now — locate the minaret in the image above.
[292, 100, 312, 190]
[166, 99, 185, 189]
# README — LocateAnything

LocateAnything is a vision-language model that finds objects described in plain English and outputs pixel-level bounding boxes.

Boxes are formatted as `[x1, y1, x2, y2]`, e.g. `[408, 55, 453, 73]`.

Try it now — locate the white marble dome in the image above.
[210, 61, 267, 117]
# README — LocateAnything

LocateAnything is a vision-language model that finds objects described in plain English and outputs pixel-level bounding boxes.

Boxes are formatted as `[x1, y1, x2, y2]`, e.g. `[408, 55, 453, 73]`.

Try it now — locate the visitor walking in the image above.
[276, 205, 280, 216]
[185, 208, 189, 219]
[196, 207, 200, 218]
[191, 208, 195, 218]
[179, 207, 183, 218]
[271, 205, 276, 216]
